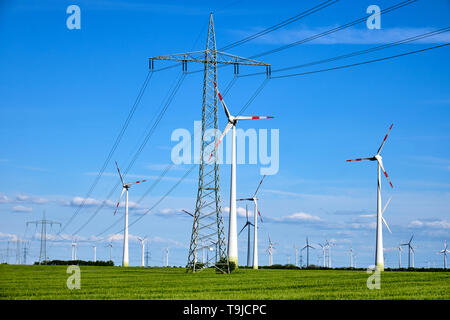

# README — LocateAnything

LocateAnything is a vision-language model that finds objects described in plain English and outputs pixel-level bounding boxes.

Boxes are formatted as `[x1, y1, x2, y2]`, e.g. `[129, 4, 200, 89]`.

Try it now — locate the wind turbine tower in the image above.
[347, 124, 394, 271]
[211, 83, 273, 269]
[113, 161, 146, 267]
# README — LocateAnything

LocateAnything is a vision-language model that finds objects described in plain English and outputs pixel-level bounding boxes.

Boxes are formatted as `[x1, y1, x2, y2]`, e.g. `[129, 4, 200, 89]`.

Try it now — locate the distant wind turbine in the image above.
[302, 237, 314, 267]
[137, 237, 147, 267]
[238, 204, 254, 267]
[114, 161, 147, 267]
[237, 175, 266, 269]
[438, 240, 449, 269]
[401, 235, 415, 268]
[266, 236, 278, 266]
[106, 242, 113, 262]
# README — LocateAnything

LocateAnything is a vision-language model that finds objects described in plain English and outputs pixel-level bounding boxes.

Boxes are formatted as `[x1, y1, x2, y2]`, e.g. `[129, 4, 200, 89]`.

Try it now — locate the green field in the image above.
[0, 265, 449, 300]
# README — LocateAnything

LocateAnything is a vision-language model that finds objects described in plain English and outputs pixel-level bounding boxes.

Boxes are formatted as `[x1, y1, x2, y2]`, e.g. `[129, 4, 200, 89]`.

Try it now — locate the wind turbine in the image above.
[106, 242, 113, 262]
[92, 244, 97, 262]
[237, 175, 266, 269]
[347, 123, 394, 271]
[209, 81, 274, 267]
[350, 246, 354, 268]
[438, 240, 449, 269]
[137, 237, 147, 267]
[293, 245, 299, 267]
[71, 240, 78, 260]
[325, 240, 335, 268]
[266, 236, 278, 266]
[163, 247, 169, 267]
[238, 204, 254, 267]
[302, 237, 314, 267]
[114, 161, 147, 267]
[398, 244, 402, 268]
[401, 235, 415, 269]
[361, 197, 392, 235]
[318, 243, 326, 268]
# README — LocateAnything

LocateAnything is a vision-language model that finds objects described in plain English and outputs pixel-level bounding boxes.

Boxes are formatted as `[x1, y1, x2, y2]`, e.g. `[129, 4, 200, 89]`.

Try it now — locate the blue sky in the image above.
[0, 0, 449, 268]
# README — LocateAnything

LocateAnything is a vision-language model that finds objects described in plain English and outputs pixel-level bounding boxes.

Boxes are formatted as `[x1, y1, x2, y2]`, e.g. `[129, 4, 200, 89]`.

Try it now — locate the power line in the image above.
[71, 73, 187, 236]
[238, 26, 450, 78]
[60, 71, 154, 234]
[271, 42, 450, 79]
[219, 0, 339, 51]
[250, 0, 418, 59]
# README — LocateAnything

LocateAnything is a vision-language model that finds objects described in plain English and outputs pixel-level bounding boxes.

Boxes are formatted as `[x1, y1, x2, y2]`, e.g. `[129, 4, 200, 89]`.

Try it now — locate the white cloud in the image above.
[223, 206, 250, 218]
[0, 194, 10, 203]
[267, 212, 322, 224]
[408, 219, 450, 229]
[0, 232, 19, 241]
[281, 212, 322, 222]
[12, 205, 32, 213]
[16, 194, 48, 204]
[69, 197, 103, 207]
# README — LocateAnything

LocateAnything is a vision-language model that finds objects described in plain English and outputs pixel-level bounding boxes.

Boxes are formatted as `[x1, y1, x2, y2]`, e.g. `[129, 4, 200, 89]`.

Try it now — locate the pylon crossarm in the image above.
[215, 51, 270, 66]
[149, 50, 270, 66]
[149, 50, 206, 62]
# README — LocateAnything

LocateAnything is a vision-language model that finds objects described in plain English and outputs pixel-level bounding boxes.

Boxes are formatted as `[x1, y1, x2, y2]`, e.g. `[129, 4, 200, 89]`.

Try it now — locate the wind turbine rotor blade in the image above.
[128, 179, 147, 186]
[360, 214, 376, 217]
[208, 122, 233, 161]
[182, 209, 193, 217]
[253, 175, 267, 198]
[377, 123, 394, 155]
[234, 116, 274, 120]
[115, 161, 125, 186]
[238, 222, 249, 236]
[378, 158, 394, 188]
[382, 217, 392, 234]
[346, 157, 375, 162]
[382, 197, 392, 214]
[409, 235, 414, 244]
[213, 81, 232, 121]
[237, 198, 253, 201]
[113, 188, 126, 215]
[258, 210, 263, 222]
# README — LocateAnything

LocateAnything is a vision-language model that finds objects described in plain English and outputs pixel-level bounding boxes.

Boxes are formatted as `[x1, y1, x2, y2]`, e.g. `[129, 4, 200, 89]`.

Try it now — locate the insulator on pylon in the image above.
[266, 66, 271, 78]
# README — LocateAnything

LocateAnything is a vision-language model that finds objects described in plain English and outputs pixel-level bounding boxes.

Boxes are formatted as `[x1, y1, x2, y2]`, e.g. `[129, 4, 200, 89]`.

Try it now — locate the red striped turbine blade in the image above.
[377, 123, 394, 154]
[383, 170, 394, 188]
[346, 157, 373, 162]
[258, 210, 263, 222]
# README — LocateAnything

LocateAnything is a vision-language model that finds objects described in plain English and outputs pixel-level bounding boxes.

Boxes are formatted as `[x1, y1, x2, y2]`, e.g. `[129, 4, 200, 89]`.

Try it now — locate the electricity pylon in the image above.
[149, 13, 270, 273]
[26, 211, 61, 263]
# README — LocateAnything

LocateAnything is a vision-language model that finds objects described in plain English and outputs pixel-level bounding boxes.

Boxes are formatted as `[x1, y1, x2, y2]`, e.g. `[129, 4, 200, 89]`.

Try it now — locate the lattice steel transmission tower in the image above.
[149, 13, 270, 273]
[26, 210, 61, 263]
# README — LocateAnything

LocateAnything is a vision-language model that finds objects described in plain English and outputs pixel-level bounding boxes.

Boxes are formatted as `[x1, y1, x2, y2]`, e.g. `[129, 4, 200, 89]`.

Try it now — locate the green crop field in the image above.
[0, 265, 449, 300]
